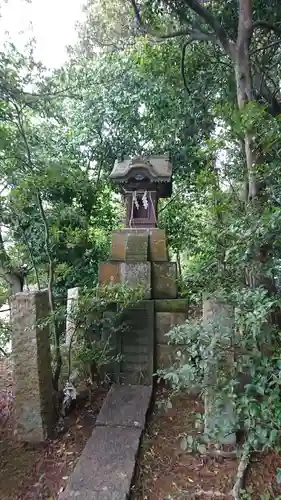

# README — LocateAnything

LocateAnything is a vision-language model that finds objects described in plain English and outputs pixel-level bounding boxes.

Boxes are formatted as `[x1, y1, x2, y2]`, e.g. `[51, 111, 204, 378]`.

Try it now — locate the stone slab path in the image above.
[60, 384, 152, 500]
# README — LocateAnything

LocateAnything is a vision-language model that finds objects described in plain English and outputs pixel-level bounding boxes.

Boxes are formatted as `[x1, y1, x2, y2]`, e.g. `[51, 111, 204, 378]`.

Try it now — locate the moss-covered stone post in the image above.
[203, 295, 236, 445]
[11, 289, 54, 442]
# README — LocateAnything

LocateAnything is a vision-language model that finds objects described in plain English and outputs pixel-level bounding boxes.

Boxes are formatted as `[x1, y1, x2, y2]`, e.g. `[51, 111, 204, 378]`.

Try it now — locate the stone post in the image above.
[203, 295, 236, 445]
[65, 287, 80, 345]
[11, 289, 54, 442]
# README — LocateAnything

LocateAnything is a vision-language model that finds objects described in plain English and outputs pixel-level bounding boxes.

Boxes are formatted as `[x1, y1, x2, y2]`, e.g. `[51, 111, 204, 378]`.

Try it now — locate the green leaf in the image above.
[197, 444, 207, 454]
[256, 385, 265, 396]
[269, 429, 278, 443]
[187, 435, 194, 447]
[276, 468, 281, 484]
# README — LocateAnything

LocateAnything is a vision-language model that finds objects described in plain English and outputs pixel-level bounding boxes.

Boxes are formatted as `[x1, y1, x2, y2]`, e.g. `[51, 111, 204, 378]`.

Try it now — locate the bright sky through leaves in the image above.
[0, 0, 84, 67]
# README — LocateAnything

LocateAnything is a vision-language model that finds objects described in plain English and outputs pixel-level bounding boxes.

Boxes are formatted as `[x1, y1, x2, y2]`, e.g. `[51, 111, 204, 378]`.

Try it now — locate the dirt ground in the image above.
[1, 359, 281, 500]
[131, 387, 281, 500]
[0, 359, 107, 500]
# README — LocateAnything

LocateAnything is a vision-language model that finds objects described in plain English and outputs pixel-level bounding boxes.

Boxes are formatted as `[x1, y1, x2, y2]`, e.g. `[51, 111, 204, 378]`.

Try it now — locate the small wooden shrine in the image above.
[110, 155, 172, 228]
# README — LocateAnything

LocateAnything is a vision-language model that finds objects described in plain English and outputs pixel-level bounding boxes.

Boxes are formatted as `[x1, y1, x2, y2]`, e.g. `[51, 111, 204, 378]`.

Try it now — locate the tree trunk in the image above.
[234, 0, 257, 203]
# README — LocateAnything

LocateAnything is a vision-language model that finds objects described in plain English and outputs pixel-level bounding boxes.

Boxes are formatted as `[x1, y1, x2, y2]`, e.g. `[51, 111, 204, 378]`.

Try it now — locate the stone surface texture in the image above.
[96, 384, 152, 428]
[203, 295, 236, 445]
[60, 384, 152, 500]
[155, 312, 187, 344]
[11, 289, 54, 442]
[126, 232, 148, 261]
[155, 312, 187, 370]
[156, 344, 181, 368]
[110, 228, 168, 262]
[101, 310, 121, 383]
[154, 298, 189, 313]
[60, 490, 125, 499]
[149, 229, 168, 261]
[120, 300, 154, 385]
[151, 262, 177, 298]
[110, 231, 128, 261]
[60, 426, 141, 500]
[111, 230, 149, 261]
[98, 262, 120, 285]
[120, 262, 151, 298]
[99, 261, 151, 298]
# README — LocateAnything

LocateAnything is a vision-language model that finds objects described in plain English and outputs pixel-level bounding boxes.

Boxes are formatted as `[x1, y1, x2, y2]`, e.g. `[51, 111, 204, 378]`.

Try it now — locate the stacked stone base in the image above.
[99, 229, 188, 384]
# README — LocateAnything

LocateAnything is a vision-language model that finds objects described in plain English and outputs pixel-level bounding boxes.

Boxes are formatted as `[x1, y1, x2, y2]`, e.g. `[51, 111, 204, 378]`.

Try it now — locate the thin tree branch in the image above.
[158, 185, 187, 215]
[232, 444, 250, 500]
[181, 0, 232, 55]
[0, 346, 7, 357]
[252, 20, 281, 37]
[130, 0, 217, 43]
[36, 193, 61, 389]
[181, 40, 192, 93]
[12, 101, 62, 389]
[19, 224, 41, 290]
[250, 39, 281, 56]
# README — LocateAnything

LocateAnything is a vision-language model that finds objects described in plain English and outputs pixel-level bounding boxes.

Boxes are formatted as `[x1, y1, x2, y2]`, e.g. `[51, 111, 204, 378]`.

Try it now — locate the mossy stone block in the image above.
[154, 299, 189, 313]
[155, 312, 187, 344]
[120, 300, 154, 385]
[155, 344, 181, 369]
[110, 230, 149, 261]
[126, 232, 148, 261]
[120, 262, 151, 298]
[98, 262, 121, 285]
[151, 262, 177, 299]
[149, 229, 168, 261]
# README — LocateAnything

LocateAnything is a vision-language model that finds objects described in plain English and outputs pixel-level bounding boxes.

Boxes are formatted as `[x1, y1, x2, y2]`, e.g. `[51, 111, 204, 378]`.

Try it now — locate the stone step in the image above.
[60, 384, 152, 500]
[96, 384, 152, 428]
[59, 426, 141, 500]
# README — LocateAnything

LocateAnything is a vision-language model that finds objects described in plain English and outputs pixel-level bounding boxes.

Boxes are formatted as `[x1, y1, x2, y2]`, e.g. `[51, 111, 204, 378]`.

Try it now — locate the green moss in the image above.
[154, 299, 189, 313]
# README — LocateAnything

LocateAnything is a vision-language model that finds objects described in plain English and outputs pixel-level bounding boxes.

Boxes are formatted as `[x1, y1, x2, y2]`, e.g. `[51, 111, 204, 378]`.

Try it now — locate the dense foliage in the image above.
[1, 0, 281, 493]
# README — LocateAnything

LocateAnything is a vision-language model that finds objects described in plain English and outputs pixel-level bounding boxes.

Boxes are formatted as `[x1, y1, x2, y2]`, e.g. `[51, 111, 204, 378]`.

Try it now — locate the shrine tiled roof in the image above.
[110, 155, 172, 183]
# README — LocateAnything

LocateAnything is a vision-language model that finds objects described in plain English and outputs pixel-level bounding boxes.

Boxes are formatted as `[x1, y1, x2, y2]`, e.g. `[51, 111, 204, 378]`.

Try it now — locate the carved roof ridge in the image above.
[110, 155, 172, 183]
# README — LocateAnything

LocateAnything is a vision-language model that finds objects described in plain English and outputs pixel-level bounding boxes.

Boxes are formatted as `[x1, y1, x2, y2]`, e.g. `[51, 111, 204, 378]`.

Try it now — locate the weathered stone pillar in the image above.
[11, 289, 54, 442]
[203, 295, 236, 445]
[65, 286, 80, 345]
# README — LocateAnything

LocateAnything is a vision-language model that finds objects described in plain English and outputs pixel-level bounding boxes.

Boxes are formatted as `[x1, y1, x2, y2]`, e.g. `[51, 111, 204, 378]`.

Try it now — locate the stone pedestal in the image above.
[111, 229, 168, 262]
[111, 230, 149, 261]
[151, 262, 177, 298]
[99, 228, 186, 385]
[121, 301, 154, 385]
[154, 298, 189, 313]
[155, 312, 187, 369]
[11, 290, 54, 442]
[99, 262, 151, 298]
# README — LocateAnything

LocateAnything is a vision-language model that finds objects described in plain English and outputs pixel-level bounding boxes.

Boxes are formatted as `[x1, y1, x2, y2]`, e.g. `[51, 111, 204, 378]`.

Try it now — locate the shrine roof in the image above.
[110, 155, 172, 183]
